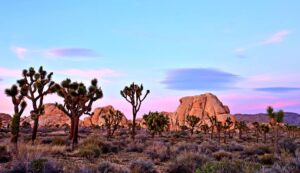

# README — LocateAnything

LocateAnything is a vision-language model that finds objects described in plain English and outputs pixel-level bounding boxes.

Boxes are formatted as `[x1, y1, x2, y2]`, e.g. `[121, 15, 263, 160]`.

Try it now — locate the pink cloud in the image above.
[0, 67, 20, 77]
[48, 48, 98, 57]
[11, 46, 28, 59]
[263, 30, 290, 44]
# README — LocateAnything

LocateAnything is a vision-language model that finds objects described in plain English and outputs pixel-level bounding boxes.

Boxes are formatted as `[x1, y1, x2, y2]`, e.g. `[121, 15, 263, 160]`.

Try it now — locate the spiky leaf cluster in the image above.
[56, 78, 103, 117]
[267, 106, 285, 125]
[186, 115, 201, 128]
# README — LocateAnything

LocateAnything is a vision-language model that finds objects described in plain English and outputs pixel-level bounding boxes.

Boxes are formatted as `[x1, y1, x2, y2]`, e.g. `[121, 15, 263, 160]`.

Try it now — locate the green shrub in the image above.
[77, 143, 101, 160]
[52, 137, 66, 146]
[196, 160, 261, 173]
[258, 154, 275, 165]
[212, 150, 232, 161]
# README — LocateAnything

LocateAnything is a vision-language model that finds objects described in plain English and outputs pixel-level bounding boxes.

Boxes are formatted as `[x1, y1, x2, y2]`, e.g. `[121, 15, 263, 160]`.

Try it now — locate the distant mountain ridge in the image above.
[234, 112, 300, 126]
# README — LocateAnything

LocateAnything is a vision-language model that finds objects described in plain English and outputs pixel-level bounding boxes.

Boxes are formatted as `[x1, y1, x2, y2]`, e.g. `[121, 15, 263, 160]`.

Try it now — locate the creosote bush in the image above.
[130, 160, 157, 173]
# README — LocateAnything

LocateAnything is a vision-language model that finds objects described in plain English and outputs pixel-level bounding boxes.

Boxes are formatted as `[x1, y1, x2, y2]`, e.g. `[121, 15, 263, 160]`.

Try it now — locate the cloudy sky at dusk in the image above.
[1, 1, 300, 118]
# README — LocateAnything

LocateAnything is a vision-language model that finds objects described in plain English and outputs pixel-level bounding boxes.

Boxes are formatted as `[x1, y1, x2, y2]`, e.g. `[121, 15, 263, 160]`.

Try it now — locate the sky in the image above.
[1, 1, 300, 118]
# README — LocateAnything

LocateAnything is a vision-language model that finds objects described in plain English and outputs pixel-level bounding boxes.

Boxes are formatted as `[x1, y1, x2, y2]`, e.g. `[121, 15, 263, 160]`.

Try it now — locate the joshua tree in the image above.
[200, 124, 209, 135]
[215, 121, 223, 144]
[56, 78, 103, 147]
[267, 106, 284, 152]
[186, 115, 201, 135]
[5, 85, 27, 155]
[223, 117, 233, 143]
[260, 124, 269, 143]
[120, 83, 150, 140]
[252, 122, 261, 143]
[16, 66, 56, 143]
[143, 112, 169, 138]
[102, 109, 124, 139]
[235, 121, 247, 139]
[208, 115, 218, 139]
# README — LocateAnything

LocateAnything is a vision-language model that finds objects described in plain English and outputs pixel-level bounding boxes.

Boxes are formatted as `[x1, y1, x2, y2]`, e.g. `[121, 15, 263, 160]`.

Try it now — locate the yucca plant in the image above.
[260, 124, 270, 143]
[208, 115, 218, 139]
[235, 121, 247, 139]
[267, 106, 284, 152]
[252, 122, 261, 143]
[223, 117, 233, 143]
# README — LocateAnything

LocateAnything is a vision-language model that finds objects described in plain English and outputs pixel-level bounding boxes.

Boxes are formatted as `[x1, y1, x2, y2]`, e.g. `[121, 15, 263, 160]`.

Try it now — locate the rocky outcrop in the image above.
[0, 113, 12, 128]
[82, 105, 128, 127]
[21, 103, 70, 128]
[172, 93, 236, 130]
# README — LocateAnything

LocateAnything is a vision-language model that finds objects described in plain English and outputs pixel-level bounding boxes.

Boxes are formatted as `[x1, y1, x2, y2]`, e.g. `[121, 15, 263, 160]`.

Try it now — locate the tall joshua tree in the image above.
[223, 117, 233, 143]
[17, 66, 56, 143]
[260, 124, 269, 143]
[208, 115, 217, 139]
[5, 85, 27, 155]
[56, 78, 103, 147]
[267, 106, 284, 152]
[120, 83, 150, 140]
[252, 122, 261, 143]
[235, 121, 247, 139]
[186, 115, 201, 135]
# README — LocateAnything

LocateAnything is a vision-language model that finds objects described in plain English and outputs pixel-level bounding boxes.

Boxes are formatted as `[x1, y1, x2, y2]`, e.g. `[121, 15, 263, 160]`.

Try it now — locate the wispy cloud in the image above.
[11, 46, 28, 59]
[161, 68, 240, 91]
[262, 30, 290, 45]
[48, 48, 98, 58]
[255, 87, 300, 93]
[234, 30, 290, 57]
[0, 67, 20, 77]
[11, 46, 99, 60]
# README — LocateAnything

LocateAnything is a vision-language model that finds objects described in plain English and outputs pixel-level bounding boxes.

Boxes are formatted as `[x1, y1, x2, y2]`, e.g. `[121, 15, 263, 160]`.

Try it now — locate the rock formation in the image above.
[21, 103, 70, 128]
[82, 105, 128, 127]
[0, 113, 12, 128]
[172, 93, 236, 130]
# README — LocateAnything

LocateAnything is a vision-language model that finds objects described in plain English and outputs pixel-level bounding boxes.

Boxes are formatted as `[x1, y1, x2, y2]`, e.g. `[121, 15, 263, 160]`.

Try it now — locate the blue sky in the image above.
[1, 1, 300, 117]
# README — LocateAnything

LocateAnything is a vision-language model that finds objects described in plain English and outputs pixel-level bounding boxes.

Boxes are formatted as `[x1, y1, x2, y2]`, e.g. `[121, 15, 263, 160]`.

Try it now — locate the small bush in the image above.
[52, 137, 66, 146]
[0, 146, 11, 163]
[174, 142, 199, 155]
[212, 150, 232, 161]
[145, 142, 171, 162]
[279, 138, 297, 155]
[199, 141, 219, 155]
[196, 159, 261, 173]
[130, 160, 157, 173]
[258, 153, 275, 165]
[223, 142, 244, 152]
[77, 143, 101, 160]
[166, 152, 210, 173]
[98, 161, 129, 173]
[126, 142, 144, 153]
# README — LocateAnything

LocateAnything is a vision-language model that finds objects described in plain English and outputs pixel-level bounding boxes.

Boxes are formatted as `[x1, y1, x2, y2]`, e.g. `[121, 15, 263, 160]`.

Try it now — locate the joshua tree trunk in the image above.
[239, 129, 242, 139]
[263, 132, 267, 143]
[72, 117, 80, 149]
[31, 116, 39, 144]
[224, 131, 227, 143]
[132, 111, 136, 140]
[210, 127, 214, 139]
[69, 118, 74, 140]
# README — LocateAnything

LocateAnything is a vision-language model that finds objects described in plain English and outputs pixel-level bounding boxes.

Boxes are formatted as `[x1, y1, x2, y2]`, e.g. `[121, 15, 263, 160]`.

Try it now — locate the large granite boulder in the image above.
[82, 105, 128, 127]
[173, 93, 235, 130]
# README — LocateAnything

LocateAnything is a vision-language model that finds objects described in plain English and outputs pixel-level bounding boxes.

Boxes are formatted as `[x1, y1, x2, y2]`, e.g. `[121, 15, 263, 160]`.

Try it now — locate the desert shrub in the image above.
[97, 161, 129, 173]
[145, 142, 171, 162]
[130, 160, 157, 173]
[196, 159, 261, 173]
[52, 137, 66, 146]
[27, 158, 62, 173]
[262, 161, 300, 173]
[223, 142, 244, 152]
[173, 131, 189, 138]
[41, 138, 53, 144]
[174, 142, 199, 155]
[2, 161, 27, 173]
[101, 142, 119, 154]
[166, 152, 210, 173]
[199, 141, 219, 155]
[279, 138, 297, 155]
[241, 144, 272, 157]
[79, 127, 91, 134]
[212, 150, 232, 161]
[0, 145, 11, 163]
[258, 154, 275, 165]
[126, 142, 144, 153]
[77, 143, 101, 160]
